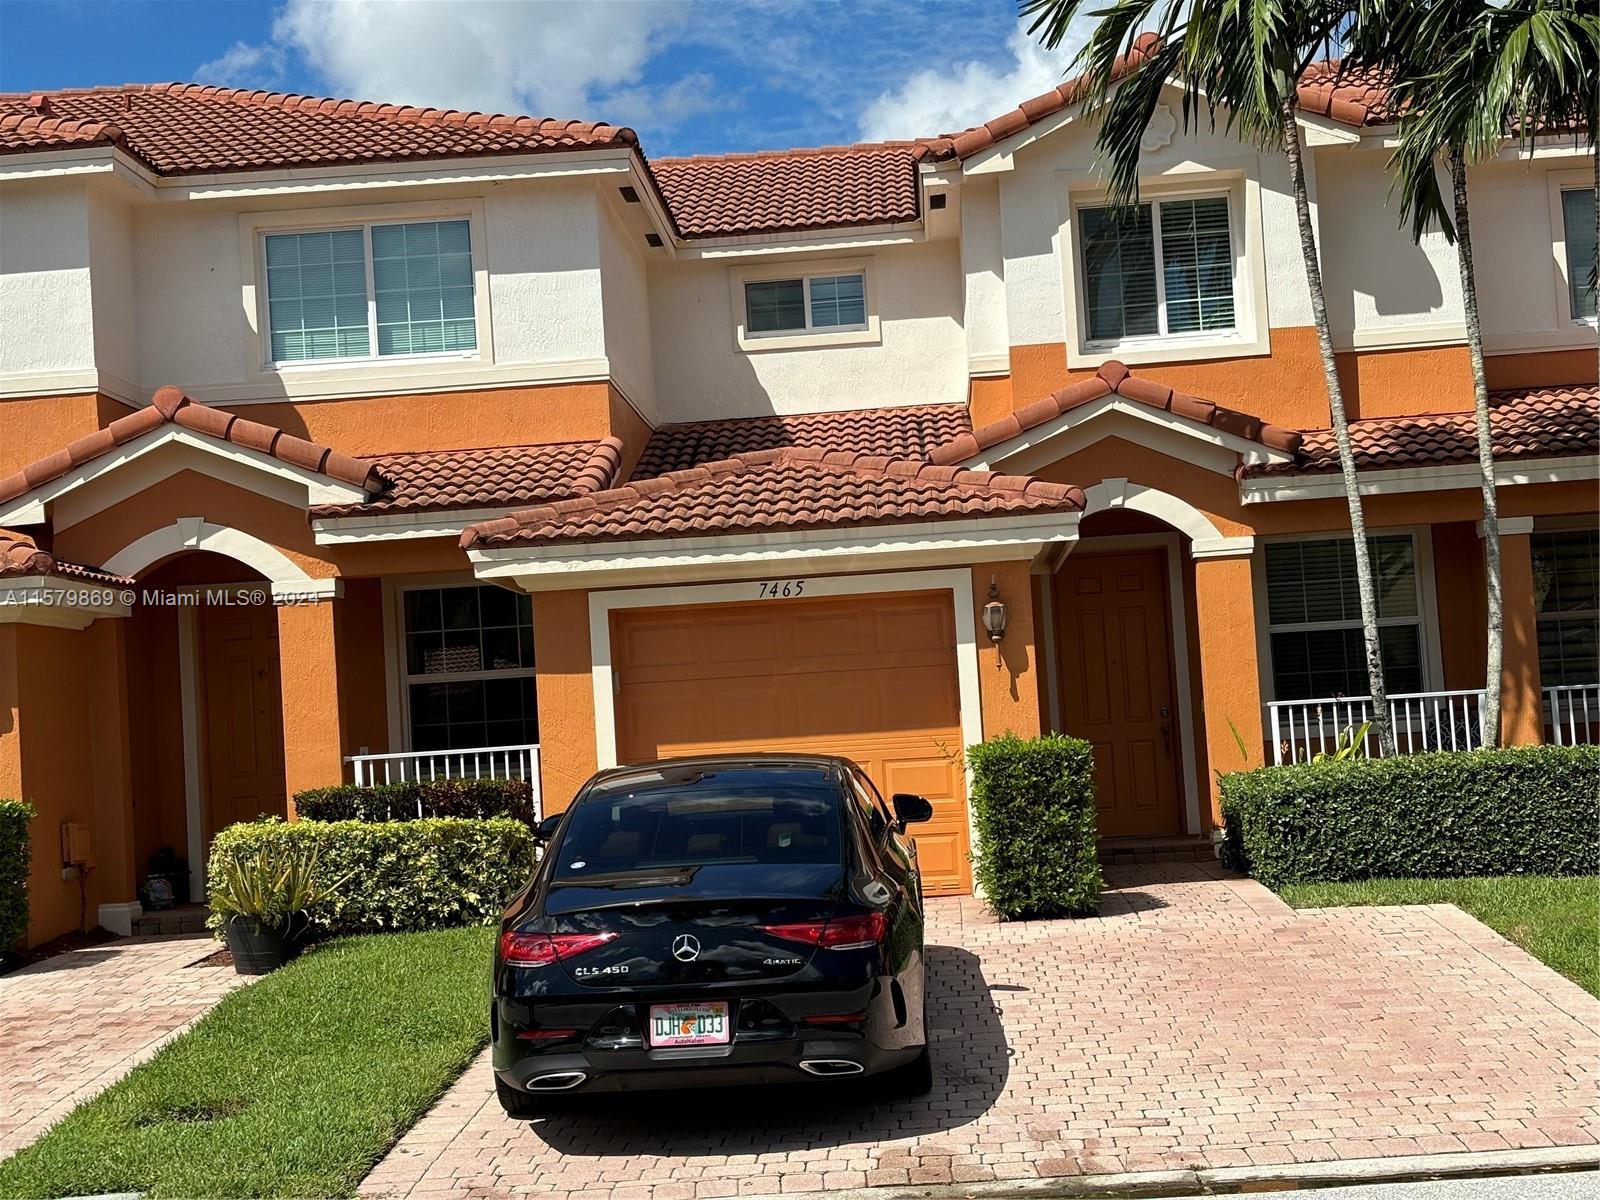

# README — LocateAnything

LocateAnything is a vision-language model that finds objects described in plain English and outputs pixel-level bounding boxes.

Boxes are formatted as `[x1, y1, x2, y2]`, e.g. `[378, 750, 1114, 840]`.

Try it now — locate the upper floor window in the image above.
[744, 272, 867, 336]
[1533, 528, 1598, 686]
[1263, 534, 1425, 700]
[264, 218, 476, 365]
[1080, 195, 1235, 345]
[1560, 187, 1597, 322]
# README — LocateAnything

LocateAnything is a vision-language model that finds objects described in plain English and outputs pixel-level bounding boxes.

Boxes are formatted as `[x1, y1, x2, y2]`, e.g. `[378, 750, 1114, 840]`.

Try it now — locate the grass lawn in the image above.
[0, 925, 494, 1200]
[1281, 875, 1599, 997]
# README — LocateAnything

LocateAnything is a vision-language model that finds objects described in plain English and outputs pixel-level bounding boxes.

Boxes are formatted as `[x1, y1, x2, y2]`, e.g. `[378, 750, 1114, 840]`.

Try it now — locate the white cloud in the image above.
[194, 40, 287, 90]
[857, 22, 1095, 143]
[602, 71, 733, 132]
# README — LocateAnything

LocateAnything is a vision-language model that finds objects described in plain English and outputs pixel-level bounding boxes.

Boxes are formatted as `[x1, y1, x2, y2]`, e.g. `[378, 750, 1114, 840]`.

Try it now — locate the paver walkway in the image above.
[0, 934, 241, 1157]
[362, 862, 1600, 1199]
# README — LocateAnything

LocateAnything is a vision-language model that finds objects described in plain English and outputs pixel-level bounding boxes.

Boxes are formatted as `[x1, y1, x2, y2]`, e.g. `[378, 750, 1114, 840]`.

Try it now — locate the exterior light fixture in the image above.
[981, 577, 1008, 647]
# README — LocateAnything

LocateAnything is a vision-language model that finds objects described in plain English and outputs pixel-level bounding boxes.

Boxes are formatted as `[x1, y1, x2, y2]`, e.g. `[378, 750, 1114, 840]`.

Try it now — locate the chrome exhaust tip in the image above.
[526, 1071, 588, 1091]
[799, 1059, 865, 1076]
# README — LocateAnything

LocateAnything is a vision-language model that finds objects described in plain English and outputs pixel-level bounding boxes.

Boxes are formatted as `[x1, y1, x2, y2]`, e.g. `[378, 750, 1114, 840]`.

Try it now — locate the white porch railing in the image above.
[1268, 689, 1487, 764]
[1545, 683, 1600, 746]
[345, 743, 541, 791]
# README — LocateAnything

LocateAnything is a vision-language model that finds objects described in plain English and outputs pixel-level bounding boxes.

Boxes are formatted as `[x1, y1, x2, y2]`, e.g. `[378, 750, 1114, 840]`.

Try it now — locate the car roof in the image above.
[586, 753, 854, 796]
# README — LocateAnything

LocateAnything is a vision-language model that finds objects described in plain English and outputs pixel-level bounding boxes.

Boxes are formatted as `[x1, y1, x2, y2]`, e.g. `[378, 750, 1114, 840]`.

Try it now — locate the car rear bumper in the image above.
[494, 1036, 922, 1095]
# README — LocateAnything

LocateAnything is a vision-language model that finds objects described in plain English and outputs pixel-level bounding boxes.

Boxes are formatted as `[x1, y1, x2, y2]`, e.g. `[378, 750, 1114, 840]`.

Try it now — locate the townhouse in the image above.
[0, 66, 1594, 944]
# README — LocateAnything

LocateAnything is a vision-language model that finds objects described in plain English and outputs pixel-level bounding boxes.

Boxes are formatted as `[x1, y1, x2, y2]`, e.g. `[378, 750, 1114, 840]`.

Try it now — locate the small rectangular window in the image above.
[401, 584, 536, 751]
[1079, 195, 1236, 345]
[1534, 528, 1599, 686]
[1561, 188, 1597, 320]
[263, 218, 476, 365]
[1264, 534, 1425, 700]
[743, 271, 867, 336]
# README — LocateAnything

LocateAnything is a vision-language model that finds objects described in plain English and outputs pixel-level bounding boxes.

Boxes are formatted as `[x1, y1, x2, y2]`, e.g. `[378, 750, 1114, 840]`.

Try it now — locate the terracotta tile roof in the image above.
[0, 530, 132, 587]
[461, 447, 1084, 550]
[0, 84, 635, 175]
[633, 404, 972, 479]
[1246, 384, 1600, 478]
[650, 144, 923, 238]
[929, 360, 1302, 466]
[916, 38, 1394, 164]
[0, 385, 387, 506]
[312, 439, 625, 518]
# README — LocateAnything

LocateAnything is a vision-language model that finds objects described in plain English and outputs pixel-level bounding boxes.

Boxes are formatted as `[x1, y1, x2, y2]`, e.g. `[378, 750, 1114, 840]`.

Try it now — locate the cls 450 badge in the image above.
[574, 964, 630, 977]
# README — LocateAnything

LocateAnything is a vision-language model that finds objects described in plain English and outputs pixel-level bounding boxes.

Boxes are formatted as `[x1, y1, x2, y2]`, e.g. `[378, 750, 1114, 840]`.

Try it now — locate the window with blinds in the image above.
[402, 585, 537, 751]
[1079, 195, 1236, 344]
[1263, 534, 1425, 700]
[1561, 188, 1597, 321]
[263, 218, 477, 364]
[744, 271, 867, 335]
[1533, 528, 1599, 686]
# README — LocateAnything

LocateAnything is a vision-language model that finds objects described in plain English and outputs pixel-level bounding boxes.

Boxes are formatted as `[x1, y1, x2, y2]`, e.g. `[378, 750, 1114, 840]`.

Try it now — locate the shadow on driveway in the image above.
[528, 944, 1008, 1156]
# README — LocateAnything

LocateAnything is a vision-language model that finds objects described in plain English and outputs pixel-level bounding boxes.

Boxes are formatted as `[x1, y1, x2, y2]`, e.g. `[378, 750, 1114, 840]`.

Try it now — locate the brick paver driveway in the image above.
[0, 934, 241, 1157]
[362, 863, 1600, 1199]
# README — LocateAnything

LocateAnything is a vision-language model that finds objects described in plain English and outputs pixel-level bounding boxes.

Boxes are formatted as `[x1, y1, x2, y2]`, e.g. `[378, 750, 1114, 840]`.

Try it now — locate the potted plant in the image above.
[208, 841, 347, 975]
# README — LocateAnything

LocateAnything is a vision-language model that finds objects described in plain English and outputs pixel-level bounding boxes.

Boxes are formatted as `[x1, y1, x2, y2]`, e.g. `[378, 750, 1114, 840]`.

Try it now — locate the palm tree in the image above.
[1352, 0, 1598, 746]
[1021, 0, 1399, 751]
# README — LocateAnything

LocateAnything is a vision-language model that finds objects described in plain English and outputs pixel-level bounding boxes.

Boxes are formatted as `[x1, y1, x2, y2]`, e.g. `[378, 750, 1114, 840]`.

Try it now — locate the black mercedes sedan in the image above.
[490, 754, 935, 1115]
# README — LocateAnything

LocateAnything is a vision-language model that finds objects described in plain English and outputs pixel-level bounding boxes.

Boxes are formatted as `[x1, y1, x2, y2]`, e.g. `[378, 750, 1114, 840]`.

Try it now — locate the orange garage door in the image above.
[612, 590, 972, 895]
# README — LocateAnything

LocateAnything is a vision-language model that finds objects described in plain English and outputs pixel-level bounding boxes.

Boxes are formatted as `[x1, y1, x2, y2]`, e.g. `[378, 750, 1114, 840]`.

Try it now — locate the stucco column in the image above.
[531, 589, 598, 815]
[1492, 519, 1544, 746]
[1193, 550, 1263, 828]
[277, 596, 347, 809]
[971, 561, 1042, 741]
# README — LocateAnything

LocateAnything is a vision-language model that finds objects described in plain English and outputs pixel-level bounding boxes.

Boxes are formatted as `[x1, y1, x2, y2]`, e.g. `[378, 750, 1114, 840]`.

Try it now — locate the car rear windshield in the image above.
[552, 768, 842, 877]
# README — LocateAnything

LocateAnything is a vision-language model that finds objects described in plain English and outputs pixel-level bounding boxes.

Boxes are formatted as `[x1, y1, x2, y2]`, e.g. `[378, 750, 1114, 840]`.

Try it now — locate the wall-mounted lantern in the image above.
[981, 576, 1008, 648]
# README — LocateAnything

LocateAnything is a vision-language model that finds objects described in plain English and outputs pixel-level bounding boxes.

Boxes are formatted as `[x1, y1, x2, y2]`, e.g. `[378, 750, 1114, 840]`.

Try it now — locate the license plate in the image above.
[647, 1001, 730, 1048]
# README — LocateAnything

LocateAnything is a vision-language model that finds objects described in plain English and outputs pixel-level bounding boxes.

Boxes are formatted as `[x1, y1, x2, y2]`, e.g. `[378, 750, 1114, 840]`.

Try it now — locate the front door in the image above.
[200, 601, 287, 838]
[1056, 549, 1183, 837]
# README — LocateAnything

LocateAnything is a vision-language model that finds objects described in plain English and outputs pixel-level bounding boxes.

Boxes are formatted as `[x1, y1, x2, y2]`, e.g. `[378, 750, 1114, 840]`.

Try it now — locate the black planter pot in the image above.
[222, 913, 309, 975]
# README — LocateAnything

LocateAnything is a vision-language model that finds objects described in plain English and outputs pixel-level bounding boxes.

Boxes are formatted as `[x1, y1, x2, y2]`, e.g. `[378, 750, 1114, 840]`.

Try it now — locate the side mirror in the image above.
[533, 813, 562, 843]
[891, 793, 934, 826]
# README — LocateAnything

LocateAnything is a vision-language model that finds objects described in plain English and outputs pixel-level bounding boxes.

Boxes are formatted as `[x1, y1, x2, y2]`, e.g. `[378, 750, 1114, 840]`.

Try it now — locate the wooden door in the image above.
[1056, 550, 1183, 837]
[200, 602, 287, 837]
[612, 592, 972, 894]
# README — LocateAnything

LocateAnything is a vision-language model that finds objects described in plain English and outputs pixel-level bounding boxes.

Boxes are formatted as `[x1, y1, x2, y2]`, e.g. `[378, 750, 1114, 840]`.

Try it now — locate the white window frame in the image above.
[730, 257, 881, 352]
[1061, 166, 1270, 368]
[239, 198, 494, 388]
[383, 575, 537, 753]
[1251, 528, 1445, 705]
[1549, 171, 1599, 330]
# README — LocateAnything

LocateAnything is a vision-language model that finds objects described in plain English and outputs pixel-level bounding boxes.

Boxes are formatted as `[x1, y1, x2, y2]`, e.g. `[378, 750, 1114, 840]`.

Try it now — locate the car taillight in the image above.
[499, 930, 617, 966]
[757, 912, 886, 950]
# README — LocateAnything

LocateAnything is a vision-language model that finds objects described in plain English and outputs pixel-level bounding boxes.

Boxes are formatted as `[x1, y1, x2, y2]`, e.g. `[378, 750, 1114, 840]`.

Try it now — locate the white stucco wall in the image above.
[0, 180, 96, 382]
[960, 177, 1009, 371]
[993, 104, 1316, 356]
[597, 197, 657, 422]
[86, 186, 139, 389]
[130, 178, 610, 397]
[1314, 146, 1464, 346]
[647, 239, 966, 423]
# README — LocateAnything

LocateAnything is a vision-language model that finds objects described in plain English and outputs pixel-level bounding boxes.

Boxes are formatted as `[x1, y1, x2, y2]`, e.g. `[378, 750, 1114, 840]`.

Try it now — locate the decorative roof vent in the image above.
[27, 93, 50, 115]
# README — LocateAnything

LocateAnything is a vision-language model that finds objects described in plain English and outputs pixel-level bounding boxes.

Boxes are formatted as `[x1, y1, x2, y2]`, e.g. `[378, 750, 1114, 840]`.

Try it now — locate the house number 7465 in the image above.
[757, 580, 806, 599]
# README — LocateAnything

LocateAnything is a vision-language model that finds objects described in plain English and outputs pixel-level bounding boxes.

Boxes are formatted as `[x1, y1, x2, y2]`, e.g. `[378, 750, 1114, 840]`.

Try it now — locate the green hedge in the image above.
[206, 817, 535, 937]
[294, 777, 537, 825]
[1220, 744, 1600, 889]
[1, 800, 33, 957]
[967, 734, 1102, 919]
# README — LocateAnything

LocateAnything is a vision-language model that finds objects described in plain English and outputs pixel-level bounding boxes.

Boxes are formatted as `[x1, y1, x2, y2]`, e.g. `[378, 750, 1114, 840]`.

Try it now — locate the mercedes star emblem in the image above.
[672, 934, 701, 962]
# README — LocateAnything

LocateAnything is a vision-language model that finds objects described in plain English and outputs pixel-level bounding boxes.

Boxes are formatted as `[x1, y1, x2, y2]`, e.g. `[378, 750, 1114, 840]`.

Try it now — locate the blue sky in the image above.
[0, 0, 1094, 157]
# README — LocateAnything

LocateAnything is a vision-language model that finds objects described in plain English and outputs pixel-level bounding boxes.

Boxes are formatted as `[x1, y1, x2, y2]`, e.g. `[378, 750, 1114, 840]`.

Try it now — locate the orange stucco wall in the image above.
[1432, 523, 1488, 691]
[0, 620, 136, 947]
[973, 561, 1042, 741]
[277, 600, 345, 808]
[1192, 556, 1264, 824]
[531, 589, 599, 814]
[1499, 532, 1545, 746]
[992, 335, 1590, 432]
[126, 601, 189, 874]
[0, 392, 122, 479]
[335, 578, 390, 759]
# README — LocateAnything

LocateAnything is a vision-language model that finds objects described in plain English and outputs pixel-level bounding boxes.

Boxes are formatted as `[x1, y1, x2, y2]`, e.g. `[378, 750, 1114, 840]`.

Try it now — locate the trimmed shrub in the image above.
[207, 817, 535, 937]
[1, 800, 33, 957]
[967, 733, 1102, 919]
[294, 777, 538, 825]
[1220, 744, 1600, 889]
